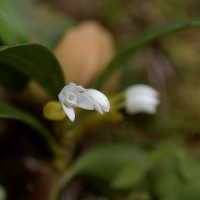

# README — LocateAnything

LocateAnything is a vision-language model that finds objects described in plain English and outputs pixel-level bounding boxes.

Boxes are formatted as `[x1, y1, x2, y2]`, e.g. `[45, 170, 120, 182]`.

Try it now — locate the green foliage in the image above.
[178, 181, 200, 200]
[12, 0, 75, 48]
[0, 185, 6, 200]
[0, 98, 60, 156]
[155, 160, 200, 200]
[92, 18, 200, 89]
[50, 144, 150, 199]
[155, 167, 180, 200]
[175, 149, 200, 182]
[0, 44, 65, 98]
[153, 147, 200, 200]
[0, 63, 28, 91]
[0, 0, 28, 44]
[50, 143, 200, 199]
[111, 161, 150, 190]
[62, 144, 148, 184]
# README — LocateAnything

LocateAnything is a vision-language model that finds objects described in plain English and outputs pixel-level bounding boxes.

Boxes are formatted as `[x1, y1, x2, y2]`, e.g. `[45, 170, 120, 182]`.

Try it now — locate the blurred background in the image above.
[1, 0, 200, 200]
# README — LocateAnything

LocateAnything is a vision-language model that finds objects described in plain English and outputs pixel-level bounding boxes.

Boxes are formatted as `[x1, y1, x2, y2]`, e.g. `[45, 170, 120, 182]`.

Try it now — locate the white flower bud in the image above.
[58, 82, 110, 121]
[125, 84, 160, 114]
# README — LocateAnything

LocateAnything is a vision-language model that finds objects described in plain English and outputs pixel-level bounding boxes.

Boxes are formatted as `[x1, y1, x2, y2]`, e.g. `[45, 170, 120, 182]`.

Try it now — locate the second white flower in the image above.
[125, 84, 160, 114]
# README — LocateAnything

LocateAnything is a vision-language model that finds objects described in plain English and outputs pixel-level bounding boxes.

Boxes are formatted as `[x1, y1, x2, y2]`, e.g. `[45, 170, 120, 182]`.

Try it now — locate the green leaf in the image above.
[68, 144, 147, 181]
[111, 161, 150, 190]
[92, 18, 200, 89]
[110, 145, 168, 190]
[0, 98, 60, 156]
[175, 149, 200, 182]
[0, 185, 6, 200]
[49, 144, 147, 200]
[178, 181, 200, 200]
[0, 63, 28, 91]
[155, 167, 180, 200]
[175, 150, 200, 200]
[155, 166, 200, 200]
[12, 0, 75, 48]
[155, 164, 200, 200]
[0, 0, 28, 44]
[0, 44, 65, 98]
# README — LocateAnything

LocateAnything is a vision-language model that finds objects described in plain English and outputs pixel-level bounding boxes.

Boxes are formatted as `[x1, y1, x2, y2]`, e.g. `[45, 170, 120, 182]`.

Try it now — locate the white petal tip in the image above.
[62, 105, 75, 122]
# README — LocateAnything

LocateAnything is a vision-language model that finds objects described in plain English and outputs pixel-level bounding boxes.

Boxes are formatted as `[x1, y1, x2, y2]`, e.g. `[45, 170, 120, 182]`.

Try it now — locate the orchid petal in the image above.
[62, 105, 75, 121]
[85, 89, 110, 112]
[126, 84, 159, 98]
[67, 82, 86, 92]
[61, 83, 85, 94]
[58, 92, 64, 103]
[75, 92, 94, 110]
[92, 100, 103, 114]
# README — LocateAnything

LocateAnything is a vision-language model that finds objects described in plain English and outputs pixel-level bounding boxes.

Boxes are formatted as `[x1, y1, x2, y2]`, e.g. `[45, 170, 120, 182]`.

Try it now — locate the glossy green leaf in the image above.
[111, 161, 150, 190]
[0, 99, 60, 156]
[0, 44, 65, 98]
[92, 18, 200, 89]
[0, 63, 28, 91]
[0, 0, 28, 44]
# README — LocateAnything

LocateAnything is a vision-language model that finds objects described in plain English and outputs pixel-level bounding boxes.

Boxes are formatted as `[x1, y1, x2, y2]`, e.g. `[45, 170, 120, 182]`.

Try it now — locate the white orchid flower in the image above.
[58, 82, 110, 121]
[125, 84, 160, 114]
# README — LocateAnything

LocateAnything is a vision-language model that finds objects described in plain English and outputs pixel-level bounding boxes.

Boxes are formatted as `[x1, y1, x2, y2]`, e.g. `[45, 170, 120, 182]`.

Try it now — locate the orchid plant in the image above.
[1, 1, 200, 199]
